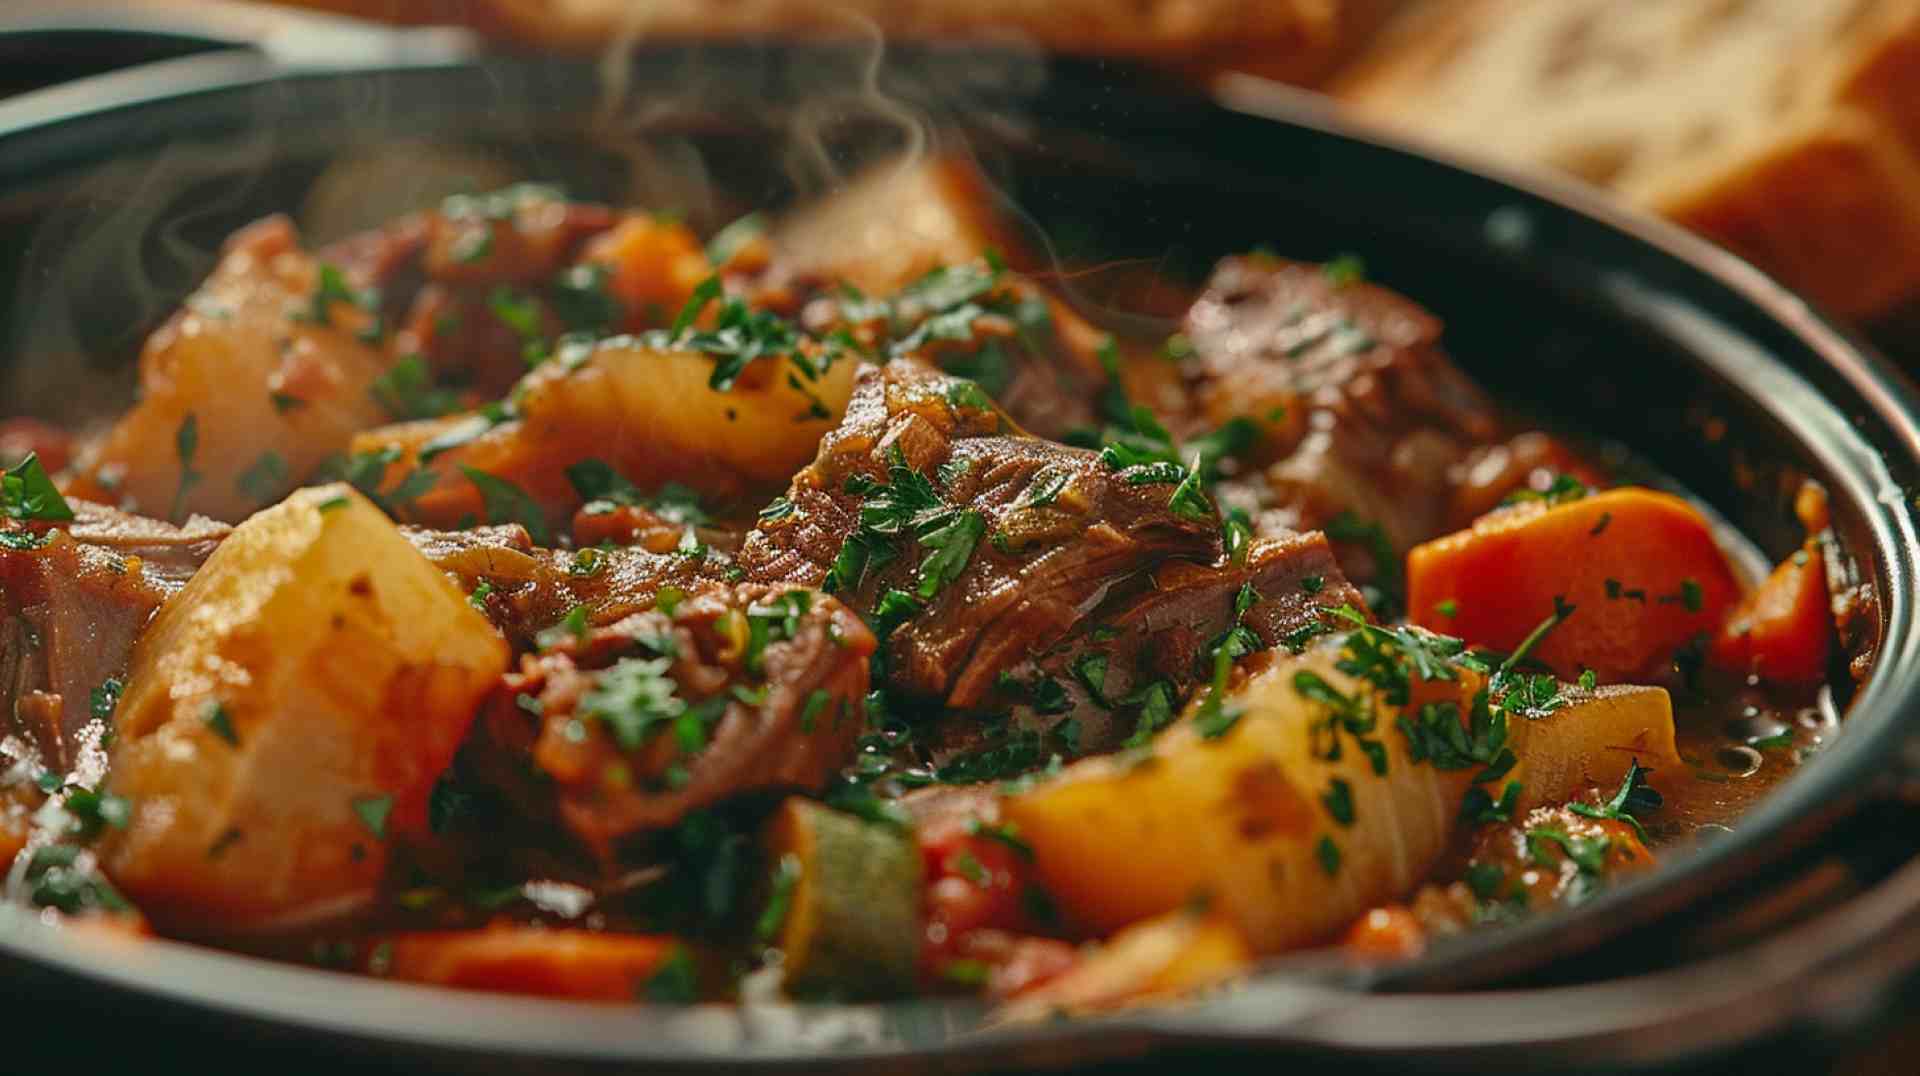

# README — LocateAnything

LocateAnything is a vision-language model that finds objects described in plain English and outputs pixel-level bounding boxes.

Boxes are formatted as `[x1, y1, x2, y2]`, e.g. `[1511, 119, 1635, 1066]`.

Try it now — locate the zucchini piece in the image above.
[762, 797, 921, 998]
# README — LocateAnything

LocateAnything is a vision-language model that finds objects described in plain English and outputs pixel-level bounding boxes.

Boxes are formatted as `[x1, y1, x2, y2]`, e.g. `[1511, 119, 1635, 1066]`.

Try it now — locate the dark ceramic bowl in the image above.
[3, 14, 1920, 1072]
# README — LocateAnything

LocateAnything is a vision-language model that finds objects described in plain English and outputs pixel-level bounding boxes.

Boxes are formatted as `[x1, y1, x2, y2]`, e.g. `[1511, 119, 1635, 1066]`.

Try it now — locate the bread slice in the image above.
[1331, 0, 1920, 319]
[257, 0, 1400, 85]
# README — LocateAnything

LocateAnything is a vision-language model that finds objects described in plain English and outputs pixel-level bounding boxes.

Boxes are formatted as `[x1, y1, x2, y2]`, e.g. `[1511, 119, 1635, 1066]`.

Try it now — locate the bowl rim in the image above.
[2, 42, 1920, 1070]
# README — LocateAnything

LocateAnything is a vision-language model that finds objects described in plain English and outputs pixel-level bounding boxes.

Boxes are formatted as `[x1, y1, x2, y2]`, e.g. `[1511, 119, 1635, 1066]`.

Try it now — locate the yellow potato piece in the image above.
[69, 217, 391, 523]
[354, 339, 858, 530]
[1005, 638, 1681, 955]
[1504, 684, 1681, 814]
[98, 485, 507, 933]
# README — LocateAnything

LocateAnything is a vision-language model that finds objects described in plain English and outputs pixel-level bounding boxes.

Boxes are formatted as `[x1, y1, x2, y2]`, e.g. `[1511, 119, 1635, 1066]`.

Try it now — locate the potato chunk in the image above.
[98, 486, 508, 932]
[67, 217, 393, 523]
[1004, 636, 1680, 954]
[351, 338, 857, 534]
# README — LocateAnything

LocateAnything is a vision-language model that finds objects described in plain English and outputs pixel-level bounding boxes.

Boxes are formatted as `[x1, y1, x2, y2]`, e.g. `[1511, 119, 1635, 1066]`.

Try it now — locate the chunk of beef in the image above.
[740, 360, 1360, 753]
[977, 530, 1366, 756]
[0, 505, 227, 772]
[401, 524, 727, 650]
[469, 584, 874, 862]
[1183, 255, 1502, 566]
[739, 359, 1217, 704]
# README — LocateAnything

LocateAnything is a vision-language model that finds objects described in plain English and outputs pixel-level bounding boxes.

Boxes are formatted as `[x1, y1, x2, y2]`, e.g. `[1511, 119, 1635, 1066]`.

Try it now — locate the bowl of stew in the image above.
[0, 34, 1917, 1071]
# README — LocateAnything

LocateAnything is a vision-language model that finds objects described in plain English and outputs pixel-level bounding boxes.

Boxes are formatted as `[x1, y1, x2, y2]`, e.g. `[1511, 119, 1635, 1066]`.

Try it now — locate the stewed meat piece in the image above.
[1182, 255, 1503, 577]
[469, 584, 874, 861]
[739, 358, 1361, 747]
[1, 505, 230, 771]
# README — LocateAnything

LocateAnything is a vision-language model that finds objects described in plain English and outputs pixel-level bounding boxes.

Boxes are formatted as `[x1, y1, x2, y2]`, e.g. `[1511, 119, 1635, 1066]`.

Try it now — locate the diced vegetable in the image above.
[1003, 634, 1679, 954]
[98, 486, 508, 931]
[1710, 540, 1832, 683]
[761, 797, 922, 998]
[1002, 643, 1483, 952]
[65, 217, 392, 522]
[1501, 684, 1681, 816]
[1407, 487, 1741, 680]
[577, 215, 713, 332]
[378, 928, 682, 1000]
[351, 337, 857, 532]
[999, 910, 1251, 1019]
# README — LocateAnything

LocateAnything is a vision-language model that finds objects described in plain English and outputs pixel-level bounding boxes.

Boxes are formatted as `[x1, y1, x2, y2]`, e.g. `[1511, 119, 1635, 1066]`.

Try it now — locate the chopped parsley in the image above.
[967, 819, 1035, 860]
[1503, 473, 1590, 508]
[1321, 778, 1355, 826]
[565, 459, 711, 525]
[537, 603, 591, 651]
[549, 263, 621, 335]
[460, 466, 551, 545]
[203, 701, 238, 746]
[235, 450, 289, 505]
[352, 794, 394, 840]
[1567, 759, 1663, 841]
[169, 414, 201, 521]
[645, 947, 699, 1002]
[1316, 835, 1342, 876]
[2, 453, 74, 522]
[370, 354, 463, 420]
[89, 678, 123, 722]
[755, 853, 801, 945]
[650, 276, 809, 392]
[1323, 254, 1366, 287]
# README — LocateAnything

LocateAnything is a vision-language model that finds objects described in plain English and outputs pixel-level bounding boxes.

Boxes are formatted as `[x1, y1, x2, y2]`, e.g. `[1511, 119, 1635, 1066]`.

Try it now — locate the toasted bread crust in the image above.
[1333, 0, 1920, 319]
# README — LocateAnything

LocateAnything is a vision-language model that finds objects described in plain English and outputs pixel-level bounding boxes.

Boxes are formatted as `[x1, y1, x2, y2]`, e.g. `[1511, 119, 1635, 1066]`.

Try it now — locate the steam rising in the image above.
[0, 25, 1151, 431]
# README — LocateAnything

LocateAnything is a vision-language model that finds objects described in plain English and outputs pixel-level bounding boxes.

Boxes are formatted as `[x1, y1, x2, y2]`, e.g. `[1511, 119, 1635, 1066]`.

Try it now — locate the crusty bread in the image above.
[259, 0, 1399, 85]
[1330, 0, 1920, 319]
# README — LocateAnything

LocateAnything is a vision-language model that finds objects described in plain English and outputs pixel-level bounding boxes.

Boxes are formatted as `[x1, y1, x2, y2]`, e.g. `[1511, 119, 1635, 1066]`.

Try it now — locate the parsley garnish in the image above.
[1460, 778, 1522, 824]
[353, 794, 394, 839]
[203, 701, 238, 746]
[1321, 778, 1355, 826]
[537, 603, 591, 651]
[915, 509, 985, 599]
[565, 459, 710, 525]
[169, 414, 201, 521]
[90, 678, 123, 722]
[580, 656, 686, 751]
[1567, 759, 1663, 840]
[967, 819, 1035, 860]
[460, 466, 550, 545]
[370, 354, 463, 420]
[755, 853, 801, 945]
[1323, 254, 1366, 287]
[2, 453, 74, 522]
[652, 276, 806, 391]
[646, 947, 699, 1002]
[1503, 473, 1590, 508]
[550, 263, 620, 335]
[236, 450, 289, 505]
[1316, 835, 1342, 875]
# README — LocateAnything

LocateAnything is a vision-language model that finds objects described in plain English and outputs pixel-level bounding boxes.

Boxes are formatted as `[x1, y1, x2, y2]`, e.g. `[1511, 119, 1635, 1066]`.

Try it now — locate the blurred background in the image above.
[12, 0, 1916, 360]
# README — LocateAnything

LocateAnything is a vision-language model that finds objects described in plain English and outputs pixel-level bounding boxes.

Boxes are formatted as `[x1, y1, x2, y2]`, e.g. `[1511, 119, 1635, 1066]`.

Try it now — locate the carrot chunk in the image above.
[1710, 541, 1832, 683]
[1407, 488, 1740, 680]
[379, 928, 683, 1001]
